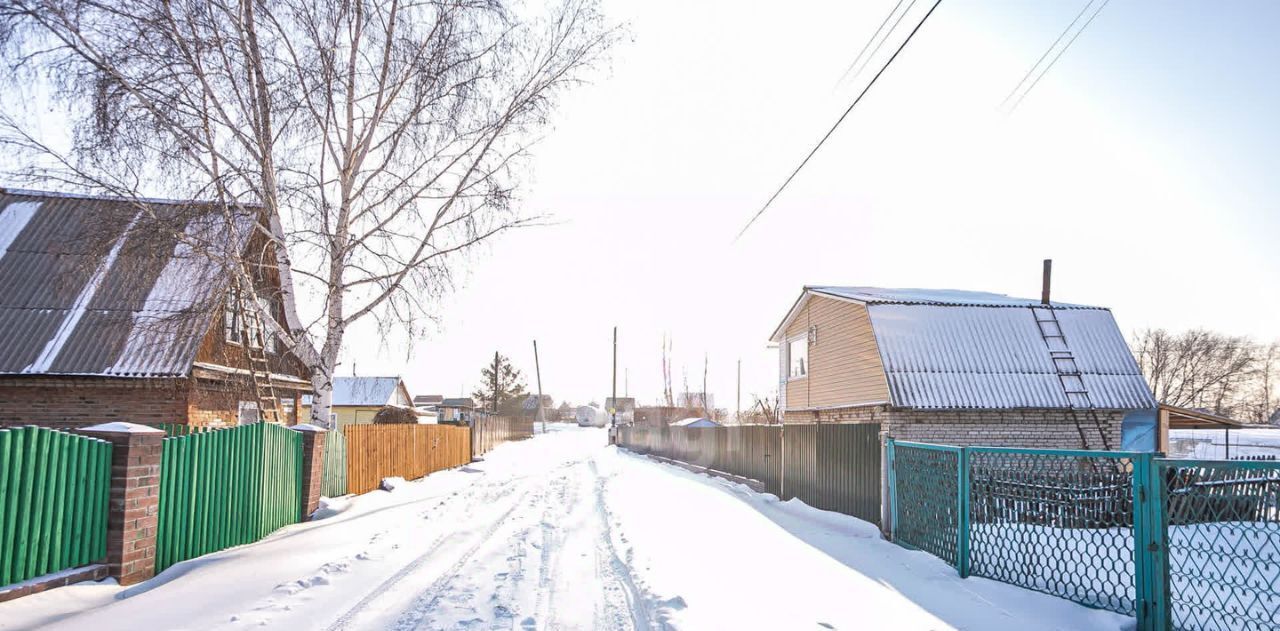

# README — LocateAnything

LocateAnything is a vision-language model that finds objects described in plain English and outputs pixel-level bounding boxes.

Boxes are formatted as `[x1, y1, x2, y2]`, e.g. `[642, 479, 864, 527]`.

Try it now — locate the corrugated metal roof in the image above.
[867, 304, 1156, 410]
[332, 377, 403, 406]
[810, 286, 1095, 309]
[0, 190, 251, 378]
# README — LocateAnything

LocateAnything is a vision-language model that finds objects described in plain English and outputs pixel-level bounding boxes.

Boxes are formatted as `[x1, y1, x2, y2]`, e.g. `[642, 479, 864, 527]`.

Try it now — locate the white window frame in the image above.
[238, 400, 260, 425]
[787, 335, 809, 381]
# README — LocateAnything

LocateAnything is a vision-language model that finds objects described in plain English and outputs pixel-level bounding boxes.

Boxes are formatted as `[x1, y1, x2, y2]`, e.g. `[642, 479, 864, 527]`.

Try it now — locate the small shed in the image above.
[300, 376, 414, 428]
[670, 417, 721, 428]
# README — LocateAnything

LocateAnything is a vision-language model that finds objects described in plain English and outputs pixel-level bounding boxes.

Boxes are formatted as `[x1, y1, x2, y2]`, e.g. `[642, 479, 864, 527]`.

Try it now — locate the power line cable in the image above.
[834, 0, 911, 88]
[1004, 0, 1112, 115]
[999, 0, 1097, 109]
[845, 0, 922, 85]
[736, 0, 943, 241]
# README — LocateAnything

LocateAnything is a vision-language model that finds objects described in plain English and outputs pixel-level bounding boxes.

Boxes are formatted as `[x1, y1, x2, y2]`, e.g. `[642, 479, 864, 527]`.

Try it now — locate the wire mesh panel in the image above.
[1159, 459, 1280, 631]
[891, 442, 961, 567]
[967, 447, 1138, 615]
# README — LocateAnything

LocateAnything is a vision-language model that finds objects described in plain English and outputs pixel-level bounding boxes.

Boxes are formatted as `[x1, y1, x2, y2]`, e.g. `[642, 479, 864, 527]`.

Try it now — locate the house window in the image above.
[224, 290, 241, 344]
[238, 401, 260, 424]
[788, 337, 808, 379]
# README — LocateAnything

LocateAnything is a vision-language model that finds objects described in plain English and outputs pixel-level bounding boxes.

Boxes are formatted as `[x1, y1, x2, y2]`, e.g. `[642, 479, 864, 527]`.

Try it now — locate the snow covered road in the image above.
[0, 425, 1127, 630]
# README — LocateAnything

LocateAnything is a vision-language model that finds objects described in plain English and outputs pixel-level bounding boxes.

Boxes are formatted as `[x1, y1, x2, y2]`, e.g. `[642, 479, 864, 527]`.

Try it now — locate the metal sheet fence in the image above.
[471, 416, 534, 457]
[785, 424, 882, 525]
[888, 439, 1280, 631]
[621, 426, 778, 485]
[322, 428, 348, 497]
[0, 426, 110, 586]
[155, 423, 302, 573]
[344, 425, 472, 495]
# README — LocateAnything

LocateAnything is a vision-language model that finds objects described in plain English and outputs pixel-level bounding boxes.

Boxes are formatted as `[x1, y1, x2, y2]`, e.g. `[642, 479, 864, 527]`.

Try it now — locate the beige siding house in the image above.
[770, 286, 1159, 450]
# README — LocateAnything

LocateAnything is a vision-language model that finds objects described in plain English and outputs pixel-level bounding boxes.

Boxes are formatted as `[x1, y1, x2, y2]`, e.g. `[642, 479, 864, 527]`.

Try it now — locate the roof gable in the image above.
[0, 189, 253, 377]
[332, 376, 407, 407]
[772, 285, 1156, 410]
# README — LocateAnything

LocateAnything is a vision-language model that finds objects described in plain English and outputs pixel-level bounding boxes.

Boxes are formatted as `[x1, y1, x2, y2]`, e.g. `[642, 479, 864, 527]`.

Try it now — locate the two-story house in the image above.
[769, 286, 1158, 450]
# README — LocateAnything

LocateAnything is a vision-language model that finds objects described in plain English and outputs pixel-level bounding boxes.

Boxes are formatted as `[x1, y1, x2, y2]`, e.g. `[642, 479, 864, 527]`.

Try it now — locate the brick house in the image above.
[0, 189, 312, 430]
[769, 286, 1158, 450]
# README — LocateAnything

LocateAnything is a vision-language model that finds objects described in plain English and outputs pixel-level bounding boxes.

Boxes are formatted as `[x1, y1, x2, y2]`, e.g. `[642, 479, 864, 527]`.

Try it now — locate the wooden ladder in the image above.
[237, 284, 282, 425]
[1032, 306, 1112, 450]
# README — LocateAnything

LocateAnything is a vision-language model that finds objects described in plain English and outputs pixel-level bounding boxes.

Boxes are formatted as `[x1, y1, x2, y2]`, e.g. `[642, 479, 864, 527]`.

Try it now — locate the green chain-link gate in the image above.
[889, 440, 1280, 631]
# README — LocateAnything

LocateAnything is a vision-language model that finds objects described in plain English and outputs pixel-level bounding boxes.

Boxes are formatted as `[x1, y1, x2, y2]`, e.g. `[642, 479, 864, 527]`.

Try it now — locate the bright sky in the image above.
[352, 0, 1280, 409]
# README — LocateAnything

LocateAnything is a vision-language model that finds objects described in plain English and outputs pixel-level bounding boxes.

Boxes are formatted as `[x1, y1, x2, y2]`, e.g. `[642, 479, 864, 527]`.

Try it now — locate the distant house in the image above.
[0, 189, 312, 429]
[300, 376, 414, 428]
[634, 406, 697, 429]
[439, 397, 477, 424]
[769, 286, 1158, 450]
[414, 394, 443, 410]
[671, 417, 720, 428]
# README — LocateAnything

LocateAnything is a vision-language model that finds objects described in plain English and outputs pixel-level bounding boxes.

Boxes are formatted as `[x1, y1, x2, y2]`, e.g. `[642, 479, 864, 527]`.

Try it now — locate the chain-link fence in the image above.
[888, 439, 1280, 630]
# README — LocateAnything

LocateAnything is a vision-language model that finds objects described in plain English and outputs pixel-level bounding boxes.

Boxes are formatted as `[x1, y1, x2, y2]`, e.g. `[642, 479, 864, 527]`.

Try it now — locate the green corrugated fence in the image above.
[155, 423, 302, 574]
[321, 428, 347, 497]
[156, 424, 216, 437]
[0, 426, 111, 587]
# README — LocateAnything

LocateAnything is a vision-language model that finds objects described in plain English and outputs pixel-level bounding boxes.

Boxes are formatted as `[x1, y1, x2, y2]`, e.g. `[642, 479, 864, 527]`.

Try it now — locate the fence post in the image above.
[292, 425, 327, 520]
[956, 446, 971, 578]
[886, 439, 898, 541]
[880, 431, 892, 539]
[75, 422, 163, 586]
[1133, 453, 1170, 631]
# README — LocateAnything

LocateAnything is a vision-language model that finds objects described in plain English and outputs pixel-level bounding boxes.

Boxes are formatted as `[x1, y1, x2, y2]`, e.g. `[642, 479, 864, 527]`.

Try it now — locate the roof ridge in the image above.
[2, 187, 265, 209]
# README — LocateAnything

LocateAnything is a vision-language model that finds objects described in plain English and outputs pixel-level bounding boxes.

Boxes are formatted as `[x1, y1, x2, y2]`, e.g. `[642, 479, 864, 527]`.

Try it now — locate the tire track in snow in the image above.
[590, 458, 658, 630]
[324, 481, 534, 631]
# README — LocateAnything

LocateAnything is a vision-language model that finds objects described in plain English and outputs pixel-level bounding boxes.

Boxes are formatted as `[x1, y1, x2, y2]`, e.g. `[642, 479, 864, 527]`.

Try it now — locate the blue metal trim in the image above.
[968, 445, 1145, 459]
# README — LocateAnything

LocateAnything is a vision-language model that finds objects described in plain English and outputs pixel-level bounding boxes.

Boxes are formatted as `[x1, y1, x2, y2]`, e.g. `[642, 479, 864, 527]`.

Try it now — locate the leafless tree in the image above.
[0, 0, 618, 423]
[747, 394, 779, 425]
[1132, 328, 1279, 421]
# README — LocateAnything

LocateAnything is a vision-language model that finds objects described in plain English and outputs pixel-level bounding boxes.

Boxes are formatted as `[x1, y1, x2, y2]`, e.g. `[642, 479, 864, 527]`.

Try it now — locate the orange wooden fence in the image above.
[343, 425, 472, 495]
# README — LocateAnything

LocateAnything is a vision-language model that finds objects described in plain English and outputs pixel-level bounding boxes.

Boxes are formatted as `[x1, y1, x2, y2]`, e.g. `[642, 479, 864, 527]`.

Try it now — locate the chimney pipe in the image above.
[1041, 259, 1052, 305]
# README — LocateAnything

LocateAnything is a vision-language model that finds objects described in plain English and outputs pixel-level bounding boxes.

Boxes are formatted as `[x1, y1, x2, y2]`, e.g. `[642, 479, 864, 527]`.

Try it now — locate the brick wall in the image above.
[0, 377, 189, 430]
[785, 404, 1125, 450]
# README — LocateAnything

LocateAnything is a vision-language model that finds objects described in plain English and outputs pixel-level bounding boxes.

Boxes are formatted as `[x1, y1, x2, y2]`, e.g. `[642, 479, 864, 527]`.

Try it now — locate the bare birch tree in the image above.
[0, 0, 618, 423]
[1132, 328, 1279, 421]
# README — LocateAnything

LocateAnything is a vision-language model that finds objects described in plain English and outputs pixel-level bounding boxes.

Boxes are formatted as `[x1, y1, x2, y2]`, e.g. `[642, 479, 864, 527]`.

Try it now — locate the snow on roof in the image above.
[332, 376, 404, 407]
[671, 417, 720, 427]
[772, 285, 1156, 411]
[0, 190, 255, 378]
[809, 286, 1097, 309]
[868, 304, 1156, 410]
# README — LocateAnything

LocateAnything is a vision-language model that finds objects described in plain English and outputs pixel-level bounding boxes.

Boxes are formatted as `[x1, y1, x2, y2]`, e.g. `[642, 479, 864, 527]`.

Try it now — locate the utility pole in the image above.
[533, 340, 545, 434]
[737, 358, 741, 422]
[491, 351, 500, 414]
[611, 326, 618, 428]
[702, 353, 708, 418]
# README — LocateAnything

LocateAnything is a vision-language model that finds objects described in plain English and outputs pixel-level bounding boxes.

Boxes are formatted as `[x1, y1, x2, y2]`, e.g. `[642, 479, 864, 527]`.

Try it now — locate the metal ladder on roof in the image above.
[236, 282, 282, 425]
[1032, 306, 1112, 451]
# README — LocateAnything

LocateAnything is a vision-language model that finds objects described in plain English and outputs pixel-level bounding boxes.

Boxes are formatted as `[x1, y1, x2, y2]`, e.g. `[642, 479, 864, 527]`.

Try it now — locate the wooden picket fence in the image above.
[155, 423, 302, 573]
[322, 428, 348, 497]
[344, 425, 472, 495]
[0, 426, 111, 586]
[471, 415, 535, 457]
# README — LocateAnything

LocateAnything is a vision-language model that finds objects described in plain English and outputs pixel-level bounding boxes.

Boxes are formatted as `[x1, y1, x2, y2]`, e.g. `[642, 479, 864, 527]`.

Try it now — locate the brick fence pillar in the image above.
[292, 424, 326, 519]
[76, 422, 164, 586]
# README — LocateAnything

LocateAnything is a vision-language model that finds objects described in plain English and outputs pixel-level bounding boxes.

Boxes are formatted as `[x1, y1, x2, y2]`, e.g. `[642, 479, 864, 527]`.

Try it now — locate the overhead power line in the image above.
[1002, 0, 1112, 115]
[834, 0, 912, 88]
[736, 0, 944, 241]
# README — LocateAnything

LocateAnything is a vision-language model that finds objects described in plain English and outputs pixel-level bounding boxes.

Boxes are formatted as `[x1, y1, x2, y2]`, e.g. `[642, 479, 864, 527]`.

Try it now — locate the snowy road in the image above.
[0, 425, 1127, 631]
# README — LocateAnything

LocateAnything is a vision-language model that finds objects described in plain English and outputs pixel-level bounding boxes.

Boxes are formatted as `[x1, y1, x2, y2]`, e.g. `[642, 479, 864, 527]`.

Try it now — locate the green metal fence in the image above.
[0, 426, 111, 586]
[888, 439, 1280, 631]
[155, 422, 302, 574]
[1158, 459, 1280, 631]
[967, 447, 1139, 614]
[887, 441, 963, 568]
[322, 428, 348, 497]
